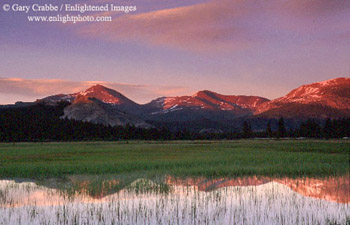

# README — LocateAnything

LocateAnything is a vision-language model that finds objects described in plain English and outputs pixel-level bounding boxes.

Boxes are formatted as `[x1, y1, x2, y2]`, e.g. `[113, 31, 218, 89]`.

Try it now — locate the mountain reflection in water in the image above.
[0, 176, 349, 225]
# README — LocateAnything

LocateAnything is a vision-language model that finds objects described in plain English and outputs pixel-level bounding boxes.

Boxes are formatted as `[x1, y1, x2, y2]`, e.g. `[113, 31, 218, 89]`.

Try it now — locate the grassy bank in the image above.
[0, 140, 349, 179]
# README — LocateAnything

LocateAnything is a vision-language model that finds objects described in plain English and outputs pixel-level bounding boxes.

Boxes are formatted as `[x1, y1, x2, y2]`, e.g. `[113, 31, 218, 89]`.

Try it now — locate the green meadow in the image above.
[0, 140, 349, 179]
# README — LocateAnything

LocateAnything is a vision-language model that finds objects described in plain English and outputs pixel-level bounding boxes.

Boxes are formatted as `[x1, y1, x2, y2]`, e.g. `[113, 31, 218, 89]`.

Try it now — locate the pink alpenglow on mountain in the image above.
[38, 77, 350, 125]
[40, 84, 138, 106]
[255, 77, 350, 118]
[151, 90, 269, 113]
[77, 85, 136, 105]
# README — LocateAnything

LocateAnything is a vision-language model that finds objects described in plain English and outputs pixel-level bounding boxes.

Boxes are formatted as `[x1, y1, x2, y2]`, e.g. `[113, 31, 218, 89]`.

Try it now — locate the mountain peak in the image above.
[279, 77, 350, 105]
[82, 84, 112, 94]
[255, 77, 350, 117]
[146, 89, 269, 115]
[315, 77, 349, 86]
[194, 90, 215, 95]
[192, 90, 218, 98]
[78, 85, 135, 105]
[92, 84, 105, 87]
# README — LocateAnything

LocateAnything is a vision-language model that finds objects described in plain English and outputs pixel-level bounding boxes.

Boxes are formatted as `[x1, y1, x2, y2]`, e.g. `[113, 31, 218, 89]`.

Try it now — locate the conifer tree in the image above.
[266, 121, 272, 138]
[277, 117, 286, 138]
[242, 121, 252, 138]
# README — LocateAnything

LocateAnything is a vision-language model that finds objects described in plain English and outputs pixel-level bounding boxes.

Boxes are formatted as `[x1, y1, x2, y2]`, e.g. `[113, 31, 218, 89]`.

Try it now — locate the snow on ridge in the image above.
[169, 104, 178, 110]
[303, 87, 320, 95]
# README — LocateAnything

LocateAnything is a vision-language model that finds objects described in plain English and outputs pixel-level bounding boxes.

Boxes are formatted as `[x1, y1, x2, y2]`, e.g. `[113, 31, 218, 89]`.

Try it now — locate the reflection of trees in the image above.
[166, 176, 271, 192]
[35, 175, 170, 198]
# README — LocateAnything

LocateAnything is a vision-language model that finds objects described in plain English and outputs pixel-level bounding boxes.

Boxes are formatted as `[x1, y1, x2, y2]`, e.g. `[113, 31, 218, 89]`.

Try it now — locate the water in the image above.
[0, 176, 349, 225]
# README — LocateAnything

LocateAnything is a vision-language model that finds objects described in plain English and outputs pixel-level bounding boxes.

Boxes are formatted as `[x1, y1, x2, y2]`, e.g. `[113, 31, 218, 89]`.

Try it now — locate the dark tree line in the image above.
[0, 103, 349, 142]
[0, 103, 174, 142]
[240, 117, 350, 139]
[298, 118, 350, 139]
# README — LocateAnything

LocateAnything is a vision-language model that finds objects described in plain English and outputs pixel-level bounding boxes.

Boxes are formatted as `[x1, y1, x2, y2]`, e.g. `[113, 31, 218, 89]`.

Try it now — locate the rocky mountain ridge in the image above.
[35, 77, 350, 128]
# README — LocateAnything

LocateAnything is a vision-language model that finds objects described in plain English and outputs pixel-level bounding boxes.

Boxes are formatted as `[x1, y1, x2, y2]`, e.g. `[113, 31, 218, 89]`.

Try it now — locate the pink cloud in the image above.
[78, 0, 257, 52]
[76, 0, 350, 51]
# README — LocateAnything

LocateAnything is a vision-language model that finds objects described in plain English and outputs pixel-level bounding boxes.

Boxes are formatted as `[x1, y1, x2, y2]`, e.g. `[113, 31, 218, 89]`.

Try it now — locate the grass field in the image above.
[0, 140, 349, 179]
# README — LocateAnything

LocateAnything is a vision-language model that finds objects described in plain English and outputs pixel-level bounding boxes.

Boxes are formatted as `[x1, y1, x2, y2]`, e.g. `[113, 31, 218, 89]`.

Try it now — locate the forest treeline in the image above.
[0, 103, 349, 142]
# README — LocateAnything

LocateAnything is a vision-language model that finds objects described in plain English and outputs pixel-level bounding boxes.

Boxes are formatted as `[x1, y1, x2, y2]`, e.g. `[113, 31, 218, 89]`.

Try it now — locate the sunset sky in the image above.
[1, 0, 349, 104]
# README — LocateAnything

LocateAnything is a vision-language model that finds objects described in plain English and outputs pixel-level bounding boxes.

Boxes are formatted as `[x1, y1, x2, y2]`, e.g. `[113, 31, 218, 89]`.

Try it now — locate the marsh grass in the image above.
[1, 176, 349, 225]
[0, 140, 348, 179]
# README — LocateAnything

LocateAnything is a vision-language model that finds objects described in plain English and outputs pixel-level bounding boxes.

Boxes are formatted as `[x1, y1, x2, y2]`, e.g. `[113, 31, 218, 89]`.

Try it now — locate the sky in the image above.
[0, 0, 349, 104]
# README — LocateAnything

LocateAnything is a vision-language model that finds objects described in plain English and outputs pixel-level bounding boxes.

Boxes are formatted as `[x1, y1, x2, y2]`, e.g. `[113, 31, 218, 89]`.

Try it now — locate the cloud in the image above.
[0, 77, 191, 104]
[76, 0, 350, 52]
[282, 0, 350, 17]
[78, 0, 258, 52]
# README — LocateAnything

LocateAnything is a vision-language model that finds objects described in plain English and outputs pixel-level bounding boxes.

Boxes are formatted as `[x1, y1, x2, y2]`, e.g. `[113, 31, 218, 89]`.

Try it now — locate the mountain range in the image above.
[19, 77, 350, 130]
